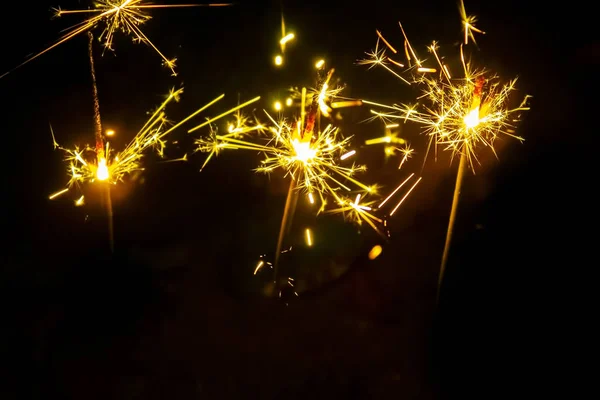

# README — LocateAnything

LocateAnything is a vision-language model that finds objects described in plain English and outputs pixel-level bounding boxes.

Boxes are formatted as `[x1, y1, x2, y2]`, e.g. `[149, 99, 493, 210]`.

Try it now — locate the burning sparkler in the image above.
[359, 0, 531, 298]
[48, 86, 184, 201]
[195, 66, 373, 213]
[1, 0, 231, 79]
[48, 88, 259, 207]
[195, 64, 379, 284]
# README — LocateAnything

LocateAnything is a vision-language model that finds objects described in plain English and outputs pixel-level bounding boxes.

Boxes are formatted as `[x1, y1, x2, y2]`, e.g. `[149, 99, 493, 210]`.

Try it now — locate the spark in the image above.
[105, 129, 115, 136]
[195, 68, 372, 214]
[254, 260, 265, 275]
[75, 195, 85, 206]
[305, 228, 313, 247]
[359, 0, 530, 171]
[340, 150, 356, 160]
[365, 132, 406, 162]
[331, 100, 362, 109]
[280, 33, 295, 46]
[275, 55, 283, 66]
[50, 87, 250, 201]
[1, 0, 231, 79]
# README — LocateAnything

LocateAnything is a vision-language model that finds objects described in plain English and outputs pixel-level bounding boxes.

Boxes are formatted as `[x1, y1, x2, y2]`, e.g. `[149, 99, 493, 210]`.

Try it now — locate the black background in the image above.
[0, 0, 589, 398]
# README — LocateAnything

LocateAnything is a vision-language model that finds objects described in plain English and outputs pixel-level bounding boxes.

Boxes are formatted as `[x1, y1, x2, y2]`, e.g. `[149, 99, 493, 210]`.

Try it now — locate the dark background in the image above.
[0, 0, 588, 398]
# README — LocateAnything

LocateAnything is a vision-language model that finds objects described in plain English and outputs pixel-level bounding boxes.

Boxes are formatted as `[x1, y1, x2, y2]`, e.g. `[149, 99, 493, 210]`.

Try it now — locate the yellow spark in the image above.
[1, 1, 232, 79]
[459, 0, 485, 45]
[365, 134, 406, 145]
[285, 97, 293, 106]
[340, 150, 356, 160]
[331, 100, 362, 108]
[254, 260, 264, 275]
[105, 129, 115, 136]
[368, 245, 383, 260]
[315, 59, 325, 69]
[280, 33, 295, 46]
[385, 123, 399, 129]
[305, 228, 313, 247]
[397, 144, 414, 169]
[49, 188, 69, 200]
[188, 96, 262, 133]
[390, 177, 421, 216]
[326, 192, 385, 236]
[275, 55, 283, 66]
[75, 195, 85, 206]
[376, 30, 397, 54]
[308, 192, 315, 204]
[274, 101, 282, 111]
[360, 2, 530, 171]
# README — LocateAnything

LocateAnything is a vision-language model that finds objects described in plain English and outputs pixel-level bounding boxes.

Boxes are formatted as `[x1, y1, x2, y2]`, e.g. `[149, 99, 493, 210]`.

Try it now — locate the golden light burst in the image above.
[326, 172, 422, 237]
[359, 0, 531, 171]
[195, 67, 375, 215]
[1, 0, 231, 79]
[48, 87, 255, 204]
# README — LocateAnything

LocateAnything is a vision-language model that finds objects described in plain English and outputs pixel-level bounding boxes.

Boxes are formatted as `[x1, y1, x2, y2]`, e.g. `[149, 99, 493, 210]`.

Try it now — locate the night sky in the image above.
[0, 0, 587, 398]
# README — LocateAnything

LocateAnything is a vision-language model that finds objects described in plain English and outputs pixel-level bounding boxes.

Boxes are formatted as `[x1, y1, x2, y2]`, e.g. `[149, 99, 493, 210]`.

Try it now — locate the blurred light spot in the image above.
[105, 129, 115, 136]
[285, 97, 293, 106]
[368, 245, 383, 260]
[280, 33, 295, 45]
[315, 59, 325, 69]
[305, 228, 313, 247]
[274, 101, 282, 111]
[274, 55, 283, 66]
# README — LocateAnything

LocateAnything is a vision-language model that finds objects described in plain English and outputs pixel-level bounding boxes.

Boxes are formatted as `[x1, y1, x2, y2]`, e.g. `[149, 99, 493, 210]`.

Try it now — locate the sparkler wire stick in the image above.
[359, 0, 530, 300]
[272, 69, 330, 285]
[88, 31, 114, 252]
[273, 177, 298, 285]
[438, 150, 467, 300]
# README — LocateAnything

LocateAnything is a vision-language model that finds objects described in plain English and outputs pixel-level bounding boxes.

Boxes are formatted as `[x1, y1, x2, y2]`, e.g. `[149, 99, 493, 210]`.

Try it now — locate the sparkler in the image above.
[0, 0, 232, 79]
[195, 64, 377, 286]
[49, 86, 183, 197]
[359, 0, 531, 298]
[48, 85, 258, 251]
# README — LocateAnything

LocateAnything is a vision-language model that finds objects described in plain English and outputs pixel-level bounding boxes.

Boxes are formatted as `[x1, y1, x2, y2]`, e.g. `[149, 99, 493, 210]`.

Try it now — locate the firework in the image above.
[359, 0, 531, 298]
[1, 0, 231, 79]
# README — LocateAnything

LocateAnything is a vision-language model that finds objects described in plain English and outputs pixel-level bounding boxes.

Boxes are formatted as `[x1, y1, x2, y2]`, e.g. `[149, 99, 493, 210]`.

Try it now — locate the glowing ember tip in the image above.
[464, 107, 480, 129]
[96, 157, 109, 181]
[368, 245, 383, 260]
[292, 140, 316, 163]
